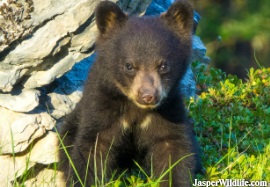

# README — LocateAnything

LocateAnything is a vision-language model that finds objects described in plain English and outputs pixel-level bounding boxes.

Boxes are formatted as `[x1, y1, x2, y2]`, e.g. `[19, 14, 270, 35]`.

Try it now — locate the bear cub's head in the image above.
[95, 0, 194, 109]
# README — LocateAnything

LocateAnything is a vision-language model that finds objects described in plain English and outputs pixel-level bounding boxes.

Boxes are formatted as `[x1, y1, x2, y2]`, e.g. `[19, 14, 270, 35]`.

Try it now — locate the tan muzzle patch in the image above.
[128, 71, 166, 109]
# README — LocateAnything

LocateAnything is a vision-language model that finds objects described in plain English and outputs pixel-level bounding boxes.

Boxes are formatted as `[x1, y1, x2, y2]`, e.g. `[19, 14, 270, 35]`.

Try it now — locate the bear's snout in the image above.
[138, 87, 158, 105]
[130, 71, 163, 108]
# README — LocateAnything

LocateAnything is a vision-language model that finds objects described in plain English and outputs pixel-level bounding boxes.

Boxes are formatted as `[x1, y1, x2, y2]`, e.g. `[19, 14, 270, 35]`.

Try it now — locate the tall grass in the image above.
[57, 129, 196, 187]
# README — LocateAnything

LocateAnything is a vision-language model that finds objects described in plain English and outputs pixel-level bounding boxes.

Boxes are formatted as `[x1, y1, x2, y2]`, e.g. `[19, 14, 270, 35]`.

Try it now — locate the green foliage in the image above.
[188, 63, 270, 181]
[219, 1, 270, 41]
[197, 0, 270, 42]
[196, 0, 270, 72]
[191, 61, 225, 94]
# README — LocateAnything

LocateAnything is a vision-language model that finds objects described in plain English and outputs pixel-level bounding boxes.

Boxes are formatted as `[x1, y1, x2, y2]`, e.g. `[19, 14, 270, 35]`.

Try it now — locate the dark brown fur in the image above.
[59, 1, 201, 186]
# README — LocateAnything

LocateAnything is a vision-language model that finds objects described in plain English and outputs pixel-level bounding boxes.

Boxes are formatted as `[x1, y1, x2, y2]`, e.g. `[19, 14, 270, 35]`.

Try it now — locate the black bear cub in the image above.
[59, 0, 201, 186]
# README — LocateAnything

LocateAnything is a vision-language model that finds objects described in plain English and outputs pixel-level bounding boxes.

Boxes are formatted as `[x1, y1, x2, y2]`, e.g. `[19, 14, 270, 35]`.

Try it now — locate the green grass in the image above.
[189, 63, 270, 182]
[1, 64, 269, 186]
[58, 130, 196, 186]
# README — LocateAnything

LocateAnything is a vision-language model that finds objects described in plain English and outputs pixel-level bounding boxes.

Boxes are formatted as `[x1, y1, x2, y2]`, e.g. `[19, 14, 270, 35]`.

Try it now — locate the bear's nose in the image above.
[138, 89, 156, 104]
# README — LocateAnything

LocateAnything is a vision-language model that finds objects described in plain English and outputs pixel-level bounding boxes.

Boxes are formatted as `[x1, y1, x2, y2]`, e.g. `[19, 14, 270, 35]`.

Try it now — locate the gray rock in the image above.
[0, 0, 104, 92]
[191, 35, 211, 66]
[47, 85, 83, 119]
[0, 131, 59, 186]
[0, 88, 40, 112]
[179, 36, 211, 97]
[0, 107, 56, 154]
[28, 131, 59, 165]
[24, 167, 65, 187]
[180, 67, 196, 98]
[0, 155, 36, 187]
[0, 66, 29, 93]
[118, 0, 152, 15]
[145, 0, 173, 15]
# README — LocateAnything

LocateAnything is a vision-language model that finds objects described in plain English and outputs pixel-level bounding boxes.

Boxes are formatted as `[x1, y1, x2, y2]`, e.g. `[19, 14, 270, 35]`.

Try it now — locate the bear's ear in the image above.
[161, 0, 194, 35]
[95, 1, 127, 35]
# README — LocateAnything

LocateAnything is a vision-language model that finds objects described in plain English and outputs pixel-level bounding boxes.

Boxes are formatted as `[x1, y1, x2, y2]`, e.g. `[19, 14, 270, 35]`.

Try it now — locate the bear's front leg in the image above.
[68, 130, 119, 187]
[143, 124, 199, 187]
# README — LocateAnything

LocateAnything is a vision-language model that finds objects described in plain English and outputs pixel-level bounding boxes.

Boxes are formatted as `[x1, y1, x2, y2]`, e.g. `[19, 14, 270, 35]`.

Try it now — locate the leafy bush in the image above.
[188, 63, 270, 181]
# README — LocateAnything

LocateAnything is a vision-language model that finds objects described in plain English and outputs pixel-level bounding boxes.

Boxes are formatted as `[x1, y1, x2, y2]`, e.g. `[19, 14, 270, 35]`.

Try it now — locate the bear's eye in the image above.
[159, 61, 170, 74]
[124, 63, 135, 74]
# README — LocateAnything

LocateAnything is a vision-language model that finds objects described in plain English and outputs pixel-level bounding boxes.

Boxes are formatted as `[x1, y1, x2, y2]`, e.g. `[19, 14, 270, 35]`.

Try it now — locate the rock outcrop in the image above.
[0, 0, 210, 186]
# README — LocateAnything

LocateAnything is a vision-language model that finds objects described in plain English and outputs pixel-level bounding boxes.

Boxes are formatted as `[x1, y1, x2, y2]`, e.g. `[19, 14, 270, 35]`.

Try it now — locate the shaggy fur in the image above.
[59, 1, 201, 186]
